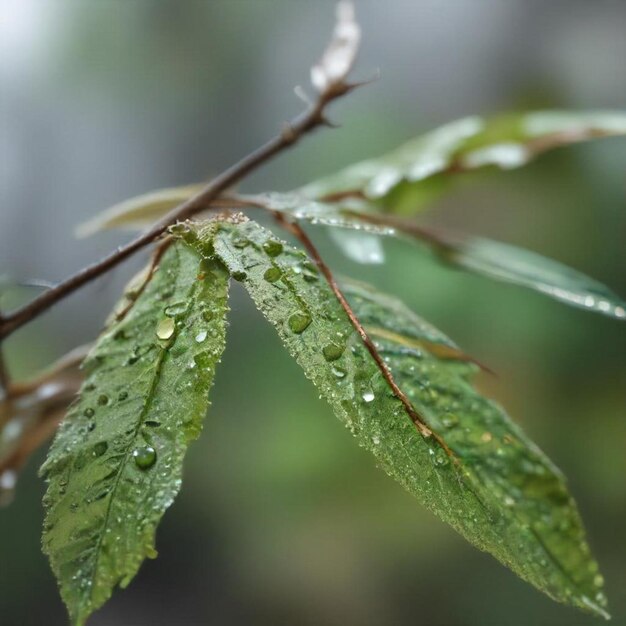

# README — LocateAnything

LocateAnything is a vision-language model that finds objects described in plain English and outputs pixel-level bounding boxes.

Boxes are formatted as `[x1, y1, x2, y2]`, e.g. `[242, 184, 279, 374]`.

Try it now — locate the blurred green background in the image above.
[0, 1, 624, 625]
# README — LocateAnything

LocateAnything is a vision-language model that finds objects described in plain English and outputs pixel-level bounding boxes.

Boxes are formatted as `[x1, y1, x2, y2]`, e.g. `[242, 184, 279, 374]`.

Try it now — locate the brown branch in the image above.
[0, 4, 363, 342]
[0, 345, 87, 483]
[273, 212, 455, 459]
[342, 210, 454, 252]
[0, 340, 10, 397]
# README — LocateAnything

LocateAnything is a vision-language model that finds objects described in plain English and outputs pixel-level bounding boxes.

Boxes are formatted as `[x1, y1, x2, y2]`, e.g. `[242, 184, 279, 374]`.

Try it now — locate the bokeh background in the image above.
[1, 1, 625, 625]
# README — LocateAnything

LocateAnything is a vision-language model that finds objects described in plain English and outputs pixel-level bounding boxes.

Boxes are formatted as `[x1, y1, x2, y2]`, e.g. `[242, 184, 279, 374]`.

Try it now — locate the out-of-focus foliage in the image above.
[299, 111, 626, 213]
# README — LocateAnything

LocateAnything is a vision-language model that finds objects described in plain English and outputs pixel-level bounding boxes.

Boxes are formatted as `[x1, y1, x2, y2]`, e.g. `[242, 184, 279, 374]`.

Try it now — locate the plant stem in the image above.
[0, 343, 10, 397]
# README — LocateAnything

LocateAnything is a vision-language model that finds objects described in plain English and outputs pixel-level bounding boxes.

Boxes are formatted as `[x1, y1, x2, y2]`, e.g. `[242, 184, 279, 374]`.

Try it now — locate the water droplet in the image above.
[263, 240, 283, 257]
[97, 394, 109, 406]
[164, 302, 187, 317]
[372, 435, 381, 445]
[322, 342, 345, 361]
[195, 330, 208, 343]
[362, 391, 375, 403]
[118, 391, 128, 401]
[133, 446, 157, 470]
[331, 366, 347, 379]
[288, 312, 312, 334]
[263, 267, 282, 283]
[83, 408, 95, 418]
[156, 318, 175, 340]
[434, 452, 449, 467]
[93, 441, 108, 457]
[232, 237, 249, 249]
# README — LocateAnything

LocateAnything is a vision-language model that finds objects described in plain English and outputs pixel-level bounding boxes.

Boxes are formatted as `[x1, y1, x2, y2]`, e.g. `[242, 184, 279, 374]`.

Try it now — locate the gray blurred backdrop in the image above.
[1, 2, 625, 625]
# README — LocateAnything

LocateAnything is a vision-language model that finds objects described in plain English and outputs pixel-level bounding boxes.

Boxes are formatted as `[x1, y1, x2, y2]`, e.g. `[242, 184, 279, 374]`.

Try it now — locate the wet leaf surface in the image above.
[184, 218, 608, 619]
[40, 242, 229, 626]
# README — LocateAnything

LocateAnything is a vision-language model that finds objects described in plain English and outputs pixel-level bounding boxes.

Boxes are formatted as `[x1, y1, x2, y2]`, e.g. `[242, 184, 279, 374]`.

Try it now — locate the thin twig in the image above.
[113, 238, 174, 324]
[0, 343, 10, 397]
[0, 4, 362, 342]
[273, 212, 455, 459]
[0, 94, 339, 339]
[0, 309, 11, 395]
[342, 210, 455, 252]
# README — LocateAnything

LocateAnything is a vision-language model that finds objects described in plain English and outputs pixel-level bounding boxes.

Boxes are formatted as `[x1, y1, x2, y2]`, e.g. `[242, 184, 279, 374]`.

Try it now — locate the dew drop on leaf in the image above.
[288, 312, 312, 333]
[195, 330, 208, 343]
[362, 390, 375, 402]
[331, 366, 347, 379]
[263, 240, 284, 257]
[263, 267, 282, 283]
[155, 318, 175, 340]
[232, 237, 249, 249]
[93, 442, 108, 457]
[83, 408, 95, 418]
[97, 394, 109, 406]
[133, 446, 157, 470]
[322, 342, 345, 361]
[163, 301, 187, 317]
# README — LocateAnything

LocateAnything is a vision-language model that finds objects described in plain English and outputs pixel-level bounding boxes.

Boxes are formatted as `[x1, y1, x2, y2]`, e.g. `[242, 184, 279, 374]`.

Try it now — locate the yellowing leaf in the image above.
[75, 184, 203, 237]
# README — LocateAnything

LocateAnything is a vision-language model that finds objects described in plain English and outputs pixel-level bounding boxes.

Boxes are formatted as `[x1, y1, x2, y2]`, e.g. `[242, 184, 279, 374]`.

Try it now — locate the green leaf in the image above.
[75, 184, 203, 237]
[40, 241, 229, 626]
[327, 227, 385, 264]
[298, 110, 626, 213]
[75, 111, 626, 235]
[434, 232, 626, 319]
[275, 203, 626, 319]
[188, 217, 608, 618]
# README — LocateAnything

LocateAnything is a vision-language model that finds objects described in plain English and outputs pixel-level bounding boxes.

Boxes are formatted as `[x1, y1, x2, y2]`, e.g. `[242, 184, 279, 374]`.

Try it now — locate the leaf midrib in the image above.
[83, 248, 199, 613]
